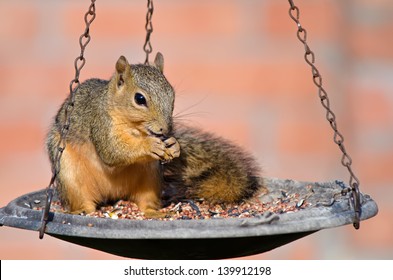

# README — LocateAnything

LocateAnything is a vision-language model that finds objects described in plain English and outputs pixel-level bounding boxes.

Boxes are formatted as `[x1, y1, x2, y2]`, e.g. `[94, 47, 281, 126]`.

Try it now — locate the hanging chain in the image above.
[287, 0, 361, 229]
[39, 0, 97, 239]
[143, 0, 154, 64]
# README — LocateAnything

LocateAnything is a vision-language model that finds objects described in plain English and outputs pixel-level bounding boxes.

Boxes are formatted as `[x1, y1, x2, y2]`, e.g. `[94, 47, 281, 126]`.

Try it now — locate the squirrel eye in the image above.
[134, 93, 147, 107]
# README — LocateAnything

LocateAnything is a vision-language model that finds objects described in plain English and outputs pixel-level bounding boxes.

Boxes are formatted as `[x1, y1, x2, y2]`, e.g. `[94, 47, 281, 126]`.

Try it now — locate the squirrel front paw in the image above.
[162, 137, 180, 163]
[145, 136, 180, 162]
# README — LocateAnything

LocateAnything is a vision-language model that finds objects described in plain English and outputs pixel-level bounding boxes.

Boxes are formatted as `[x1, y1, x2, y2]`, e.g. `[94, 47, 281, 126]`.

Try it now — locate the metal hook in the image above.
[39, 188, 53, 239]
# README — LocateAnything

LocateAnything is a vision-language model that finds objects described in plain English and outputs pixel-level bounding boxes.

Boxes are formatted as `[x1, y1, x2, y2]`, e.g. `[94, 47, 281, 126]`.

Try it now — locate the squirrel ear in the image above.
[154, 52, 164, 73]
[116, 55, 129, 74]
[115, 56, 130, 87]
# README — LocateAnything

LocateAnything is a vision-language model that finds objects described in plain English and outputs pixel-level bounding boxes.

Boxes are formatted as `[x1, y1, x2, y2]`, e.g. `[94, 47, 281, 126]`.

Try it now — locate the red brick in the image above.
[357, 152, 393, 184]
[0, 156, 49, 213]
[262, 1, 343, 40]
[276, 119, 336, 156]
[155, 1, 240, 38]
[286, 238, 318, 259]
[0, 227, 125, 259]
[350, 203, 393, 249]
[0, 123, 44, 156]
[62, 1, 240, 42]
[0, 62, 71, 98]
[167, 60, 314, 97]
[200, 120, 253, 148]
[358, 0, 393, 5]
[349, 88, 393, 127]
[349, 23, 393, 59]
[356, 0, 393, 15]
[62, 2, 145, 40]
[0, 59, 117, 104]
[0, 3, 39, 42]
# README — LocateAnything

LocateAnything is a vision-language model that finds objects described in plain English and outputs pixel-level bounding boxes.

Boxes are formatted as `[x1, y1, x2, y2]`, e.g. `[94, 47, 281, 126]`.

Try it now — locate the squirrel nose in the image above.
[162, 121, 173, 135]
[159, 126, 169, 136]
[148, 126, 168, 138]
[148, 120, 172, 137]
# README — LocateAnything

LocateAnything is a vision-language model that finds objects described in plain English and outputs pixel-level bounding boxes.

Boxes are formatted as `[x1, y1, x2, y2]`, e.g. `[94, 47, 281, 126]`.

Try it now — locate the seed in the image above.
[296, 199, 305, 208]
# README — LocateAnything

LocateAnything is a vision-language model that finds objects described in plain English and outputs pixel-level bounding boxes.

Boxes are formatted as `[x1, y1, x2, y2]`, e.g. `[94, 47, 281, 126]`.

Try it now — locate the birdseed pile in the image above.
[33, 188, 312, 221]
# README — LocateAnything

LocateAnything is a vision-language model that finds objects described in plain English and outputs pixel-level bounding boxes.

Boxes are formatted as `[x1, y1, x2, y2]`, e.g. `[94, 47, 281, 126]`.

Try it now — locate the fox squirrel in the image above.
[46, 53, 264, 217]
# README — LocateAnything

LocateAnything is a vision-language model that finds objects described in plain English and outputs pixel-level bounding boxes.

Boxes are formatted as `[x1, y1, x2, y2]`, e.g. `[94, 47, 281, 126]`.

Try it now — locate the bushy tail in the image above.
[163, 125, 263, 204]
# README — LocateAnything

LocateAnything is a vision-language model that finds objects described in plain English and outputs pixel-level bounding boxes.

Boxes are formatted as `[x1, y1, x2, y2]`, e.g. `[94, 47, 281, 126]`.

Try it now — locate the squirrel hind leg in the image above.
[57, 184, 97, 214]
[134, 190, 169, 219]
[59, 182, 98, 214]
[56, 142, 101, 215]
[138, 203, 170, 219]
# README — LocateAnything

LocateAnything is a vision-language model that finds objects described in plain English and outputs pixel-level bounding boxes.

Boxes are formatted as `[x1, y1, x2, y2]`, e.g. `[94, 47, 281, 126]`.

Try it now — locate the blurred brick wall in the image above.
[0, 0, 392, 259]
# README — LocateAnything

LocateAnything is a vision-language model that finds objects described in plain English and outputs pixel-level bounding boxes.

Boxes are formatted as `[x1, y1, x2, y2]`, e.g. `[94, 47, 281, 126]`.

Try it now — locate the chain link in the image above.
[39, 0, 97, 239]
[287, 0, 361, 229]
[143, 0, 154, 64]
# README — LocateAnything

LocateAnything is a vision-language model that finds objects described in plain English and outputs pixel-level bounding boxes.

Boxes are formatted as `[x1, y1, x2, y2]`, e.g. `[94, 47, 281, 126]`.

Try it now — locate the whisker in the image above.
[174, 96, 208, 118]
[174, 111, 209, 120]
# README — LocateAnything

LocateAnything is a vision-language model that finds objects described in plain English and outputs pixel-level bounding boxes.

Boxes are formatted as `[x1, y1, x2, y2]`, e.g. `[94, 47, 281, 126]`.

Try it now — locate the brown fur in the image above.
[57, 141, 161, 214]
[47, 53, 177, 216]
[163, 125, 263, 204]
[47, 53, 264, 217]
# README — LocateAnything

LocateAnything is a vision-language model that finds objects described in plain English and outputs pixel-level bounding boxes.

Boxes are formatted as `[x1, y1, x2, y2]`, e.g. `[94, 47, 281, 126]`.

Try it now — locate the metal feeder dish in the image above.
[0, 178, 378, 259]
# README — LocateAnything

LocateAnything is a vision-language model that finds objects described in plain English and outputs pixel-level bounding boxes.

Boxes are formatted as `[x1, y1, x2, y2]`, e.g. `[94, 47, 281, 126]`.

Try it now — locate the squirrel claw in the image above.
[163, 137, 177, 147]
[164, 137, 180, 159]
[148, 136, 180, 162]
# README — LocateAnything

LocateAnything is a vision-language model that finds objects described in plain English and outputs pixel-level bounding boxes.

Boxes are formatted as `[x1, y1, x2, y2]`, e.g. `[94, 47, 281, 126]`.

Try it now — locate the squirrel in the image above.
[46, 52, 264, 218]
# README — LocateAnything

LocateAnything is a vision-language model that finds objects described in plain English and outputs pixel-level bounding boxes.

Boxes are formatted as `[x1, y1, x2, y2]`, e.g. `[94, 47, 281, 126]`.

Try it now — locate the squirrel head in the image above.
[108, 53, 175, 137]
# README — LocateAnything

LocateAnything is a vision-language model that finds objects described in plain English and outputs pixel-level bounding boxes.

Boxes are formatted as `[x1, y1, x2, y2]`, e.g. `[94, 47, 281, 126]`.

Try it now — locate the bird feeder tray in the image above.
[0, 177, 378, 259]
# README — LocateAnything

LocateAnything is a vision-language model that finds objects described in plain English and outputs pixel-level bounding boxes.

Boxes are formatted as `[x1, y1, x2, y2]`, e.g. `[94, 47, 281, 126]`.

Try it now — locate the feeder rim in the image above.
[0, 178, 378, 240]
